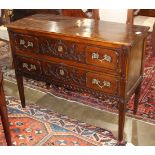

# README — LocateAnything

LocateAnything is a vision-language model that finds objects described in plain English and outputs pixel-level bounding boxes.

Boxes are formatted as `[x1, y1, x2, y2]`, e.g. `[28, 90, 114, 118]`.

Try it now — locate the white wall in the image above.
[99, 9, 128, 23]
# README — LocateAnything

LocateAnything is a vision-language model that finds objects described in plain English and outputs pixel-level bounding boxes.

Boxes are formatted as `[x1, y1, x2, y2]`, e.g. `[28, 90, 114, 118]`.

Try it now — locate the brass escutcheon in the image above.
[58, 45, 63, 52]
[59, 69, 65, 76]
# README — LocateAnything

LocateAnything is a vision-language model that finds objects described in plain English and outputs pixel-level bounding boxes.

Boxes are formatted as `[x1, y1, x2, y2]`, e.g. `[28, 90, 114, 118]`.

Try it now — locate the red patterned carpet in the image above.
[0, 96, 121, 146]
[0, 34, 155, 125]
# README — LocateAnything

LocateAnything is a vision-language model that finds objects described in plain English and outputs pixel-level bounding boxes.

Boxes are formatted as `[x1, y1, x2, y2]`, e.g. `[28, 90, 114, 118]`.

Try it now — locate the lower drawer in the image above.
[15, 56, 120, 96]
[86, 72, 120, 95]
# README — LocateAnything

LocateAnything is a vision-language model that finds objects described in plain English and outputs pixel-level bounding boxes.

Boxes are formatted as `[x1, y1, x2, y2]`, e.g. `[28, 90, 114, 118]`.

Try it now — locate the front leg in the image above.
[118, 99, 127, 144]
[133, 82, 142, 114]
[15, 71, 26, 108]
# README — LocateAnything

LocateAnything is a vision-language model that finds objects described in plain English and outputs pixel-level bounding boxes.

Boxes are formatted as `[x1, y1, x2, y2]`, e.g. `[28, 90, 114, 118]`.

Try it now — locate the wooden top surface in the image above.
[7, 14, 149, 46]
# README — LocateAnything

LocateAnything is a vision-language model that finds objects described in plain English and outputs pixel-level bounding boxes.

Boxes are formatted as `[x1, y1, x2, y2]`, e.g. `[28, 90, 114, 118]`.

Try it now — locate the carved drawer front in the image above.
[86, 72, 119, 95]
[16, 57, 42, 76]
[86, 46, 120, 71]
[39, 38, 85, 62]
[13, 33, 39, 52]
[43, 62, 86, 86]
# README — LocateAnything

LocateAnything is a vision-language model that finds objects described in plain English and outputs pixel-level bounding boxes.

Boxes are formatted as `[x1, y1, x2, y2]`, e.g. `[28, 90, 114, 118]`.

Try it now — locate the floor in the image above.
[3, 79, 155, 146]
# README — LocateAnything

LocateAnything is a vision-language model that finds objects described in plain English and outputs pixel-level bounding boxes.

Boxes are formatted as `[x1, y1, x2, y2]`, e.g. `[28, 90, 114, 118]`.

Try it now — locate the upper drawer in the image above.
[10, 33, 121, 73]
[11, 33, 39, 52]
[86, 46, 120, 71]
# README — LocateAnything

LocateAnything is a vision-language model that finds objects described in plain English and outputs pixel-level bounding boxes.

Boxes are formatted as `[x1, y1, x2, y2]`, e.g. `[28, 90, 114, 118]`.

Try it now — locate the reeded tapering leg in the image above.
[16, 74, 25, 108]
[133, 83, 141, 114]
[0, 84, 12, 146]
[118, 99, 126, 144]
[6, 43, 14, 69]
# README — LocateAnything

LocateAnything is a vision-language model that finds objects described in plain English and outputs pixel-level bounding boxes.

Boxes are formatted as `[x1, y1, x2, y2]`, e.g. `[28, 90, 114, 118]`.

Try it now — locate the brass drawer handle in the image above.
[20, 39, 33, 48]
[23, 63, 36, 71]
[92, 78, 111, 88]
[92, 53, 112, 62]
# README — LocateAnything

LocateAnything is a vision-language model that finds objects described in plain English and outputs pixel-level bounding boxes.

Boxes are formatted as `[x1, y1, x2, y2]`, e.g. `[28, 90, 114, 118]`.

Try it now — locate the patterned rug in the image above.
[0, 96, 122, 146]
[0, 34, 155, 124]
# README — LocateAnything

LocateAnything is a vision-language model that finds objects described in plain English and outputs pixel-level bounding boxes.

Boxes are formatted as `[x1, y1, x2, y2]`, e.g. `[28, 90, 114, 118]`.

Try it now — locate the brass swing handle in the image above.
[92, 52, 112, 62]
[19, 39, 33, 48]
[23, 63, 36, 71]
[92, 78, 111, 88]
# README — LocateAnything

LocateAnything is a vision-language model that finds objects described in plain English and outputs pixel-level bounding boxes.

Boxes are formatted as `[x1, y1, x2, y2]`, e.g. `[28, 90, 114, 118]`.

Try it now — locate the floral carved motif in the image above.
[44, 62, 86, 86]
[39, 38, 85, 62]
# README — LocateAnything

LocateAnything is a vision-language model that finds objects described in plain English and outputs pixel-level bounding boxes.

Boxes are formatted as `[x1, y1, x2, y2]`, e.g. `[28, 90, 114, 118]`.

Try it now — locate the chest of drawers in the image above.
[7, 14, 149, 144]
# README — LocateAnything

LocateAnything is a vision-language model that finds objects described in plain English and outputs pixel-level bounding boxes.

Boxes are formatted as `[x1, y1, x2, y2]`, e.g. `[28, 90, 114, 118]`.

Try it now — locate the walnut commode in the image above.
[7, 14, 149, 144]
